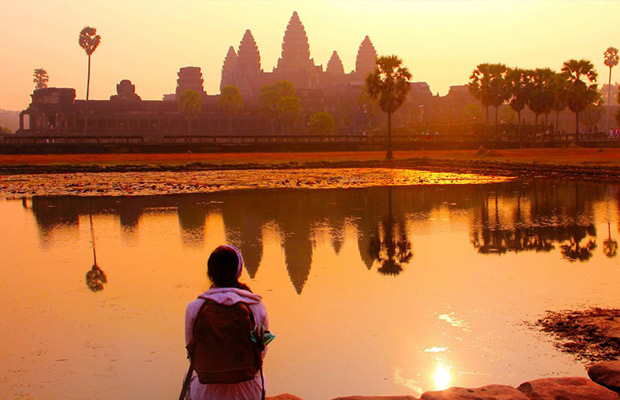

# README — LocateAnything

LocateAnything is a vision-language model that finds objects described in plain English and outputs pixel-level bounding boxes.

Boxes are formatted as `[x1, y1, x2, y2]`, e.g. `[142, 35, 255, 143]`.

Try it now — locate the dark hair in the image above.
[207, 246, 251, 291]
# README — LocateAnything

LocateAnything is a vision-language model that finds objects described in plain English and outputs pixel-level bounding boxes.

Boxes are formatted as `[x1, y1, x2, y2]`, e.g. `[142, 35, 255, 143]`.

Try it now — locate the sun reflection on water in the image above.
[432, 361, 452, 391]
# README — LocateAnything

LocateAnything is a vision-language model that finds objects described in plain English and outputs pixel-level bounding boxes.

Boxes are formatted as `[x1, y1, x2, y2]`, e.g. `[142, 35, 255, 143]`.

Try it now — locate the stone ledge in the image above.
[589, 360, 620, 393]
[517, 377, 618, 400]
[420, 384, 528, 399]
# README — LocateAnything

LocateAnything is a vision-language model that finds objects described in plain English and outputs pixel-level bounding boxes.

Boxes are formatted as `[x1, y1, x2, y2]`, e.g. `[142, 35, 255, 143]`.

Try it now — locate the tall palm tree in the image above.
[78, 27, 101, 101]
[469, 63, 510, 136]
[366, 55, 411, 160]
[526, 68, 555, 137]
[603, 47, 619, 128]
[469, 64, 493, 131]
[506, 68, 528, 141]
[551, 72, 569, 136]
[561, 59, 600, 143]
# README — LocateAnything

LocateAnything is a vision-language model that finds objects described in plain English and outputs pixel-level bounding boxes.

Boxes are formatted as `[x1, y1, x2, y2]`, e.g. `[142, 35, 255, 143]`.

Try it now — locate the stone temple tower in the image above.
[233, 29, 262, 99]
[220, 46, 238, 92]
[355, 36, 378, 81]
[175, 66, 207, 99]
[273, 11, 321, 89]
[326, 51, 345, 75]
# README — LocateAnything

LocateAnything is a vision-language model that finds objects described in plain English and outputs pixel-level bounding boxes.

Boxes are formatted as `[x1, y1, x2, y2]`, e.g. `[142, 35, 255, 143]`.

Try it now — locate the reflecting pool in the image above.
[1, 178, 619, 400]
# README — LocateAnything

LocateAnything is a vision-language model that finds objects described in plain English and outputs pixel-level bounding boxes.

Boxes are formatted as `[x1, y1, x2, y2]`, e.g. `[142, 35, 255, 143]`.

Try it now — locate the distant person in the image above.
[181, 245, 273, 400]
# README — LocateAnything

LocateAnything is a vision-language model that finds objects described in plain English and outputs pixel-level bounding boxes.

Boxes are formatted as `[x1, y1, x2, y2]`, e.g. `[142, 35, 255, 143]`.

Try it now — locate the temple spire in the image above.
[355, 35, 377, 79]
[276, 11, 312, 71]
[326, 51, 345, 75]
[237, 29, 261, 75]
[220, 46, 238, 91]
[233, 29, 262, 99]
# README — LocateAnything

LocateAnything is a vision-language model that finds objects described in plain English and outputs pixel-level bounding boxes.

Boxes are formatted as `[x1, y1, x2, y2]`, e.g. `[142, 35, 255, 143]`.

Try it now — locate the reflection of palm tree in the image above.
[560, 224, 597, 262]
[603, 222, 618, 258]
[85, 214, 107, 292]
[369, 188, 413, 275]
[376, 223, 412, 276]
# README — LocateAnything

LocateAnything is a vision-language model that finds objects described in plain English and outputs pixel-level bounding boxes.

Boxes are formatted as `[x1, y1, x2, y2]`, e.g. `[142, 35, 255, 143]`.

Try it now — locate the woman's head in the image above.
[207, 245, 244, 288]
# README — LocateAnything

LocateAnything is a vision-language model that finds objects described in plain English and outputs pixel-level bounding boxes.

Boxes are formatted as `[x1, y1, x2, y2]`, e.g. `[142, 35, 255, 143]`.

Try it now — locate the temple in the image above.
[17, 11, 476, 137]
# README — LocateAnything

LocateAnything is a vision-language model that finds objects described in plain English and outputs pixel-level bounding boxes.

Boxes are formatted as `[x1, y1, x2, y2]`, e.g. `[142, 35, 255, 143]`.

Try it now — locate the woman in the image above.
[184, 245, 270, 400]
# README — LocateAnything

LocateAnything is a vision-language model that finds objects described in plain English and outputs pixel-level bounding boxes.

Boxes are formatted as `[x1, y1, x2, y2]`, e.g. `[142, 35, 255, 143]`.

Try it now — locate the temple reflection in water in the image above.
[26, 179, 620, 293]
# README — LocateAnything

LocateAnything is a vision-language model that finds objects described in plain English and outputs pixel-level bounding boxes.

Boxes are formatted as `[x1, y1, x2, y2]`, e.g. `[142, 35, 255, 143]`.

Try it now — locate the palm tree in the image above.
[506, 68, 528, 141]
[366, 55, 411, 160]
[603, 221, 618, 258]
[33, 68, 49, 90]
[603, 47, 619, 128]
[78, 27, 101, 101]
[561, 59, 600, 143]
[526, 68, 555, 138]
[468, 63, 510, 136]
[551, 72, 569, 136]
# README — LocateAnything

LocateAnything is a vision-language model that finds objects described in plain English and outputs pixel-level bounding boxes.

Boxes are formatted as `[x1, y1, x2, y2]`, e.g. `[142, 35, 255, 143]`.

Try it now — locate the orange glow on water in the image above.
[2, 180, 620, 399]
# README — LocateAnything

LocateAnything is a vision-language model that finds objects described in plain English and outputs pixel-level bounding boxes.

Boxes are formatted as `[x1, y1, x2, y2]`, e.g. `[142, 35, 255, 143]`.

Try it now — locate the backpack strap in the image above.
[179, 299, 211, 400]
[237, 302, 265, 400]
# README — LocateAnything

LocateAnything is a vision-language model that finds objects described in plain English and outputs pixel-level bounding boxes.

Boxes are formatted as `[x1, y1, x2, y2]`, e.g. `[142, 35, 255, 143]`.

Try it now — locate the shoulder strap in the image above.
[179, 298, 211, 400]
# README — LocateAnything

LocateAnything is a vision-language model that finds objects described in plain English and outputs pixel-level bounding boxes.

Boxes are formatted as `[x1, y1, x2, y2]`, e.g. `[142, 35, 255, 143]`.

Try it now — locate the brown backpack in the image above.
[190, 299, 263, 384]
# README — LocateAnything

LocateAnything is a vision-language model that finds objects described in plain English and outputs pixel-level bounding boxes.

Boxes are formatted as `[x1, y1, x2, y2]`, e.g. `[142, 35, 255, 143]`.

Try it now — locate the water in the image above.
[1, 176, 620, 400]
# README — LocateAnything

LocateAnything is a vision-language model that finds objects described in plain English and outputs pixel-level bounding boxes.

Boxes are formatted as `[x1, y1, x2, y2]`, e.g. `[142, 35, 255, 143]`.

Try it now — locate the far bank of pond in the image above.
[2, 149, 620, 182]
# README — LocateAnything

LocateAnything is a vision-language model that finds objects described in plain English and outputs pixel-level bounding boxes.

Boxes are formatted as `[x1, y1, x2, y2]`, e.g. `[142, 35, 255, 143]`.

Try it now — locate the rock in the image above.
[420, 384, 528, 399]
[589, 360, 620, 393]
[266, 394, 304, 400]
[332, 397, 418, 400]
[517, 377, 618, 399]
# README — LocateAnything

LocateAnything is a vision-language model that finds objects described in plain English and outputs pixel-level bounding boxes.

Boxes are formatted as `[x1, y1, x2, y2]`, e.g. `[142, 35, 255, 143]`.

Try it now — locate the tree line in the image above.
[177, 82, 335, 136]
[468, 58, 607, 143]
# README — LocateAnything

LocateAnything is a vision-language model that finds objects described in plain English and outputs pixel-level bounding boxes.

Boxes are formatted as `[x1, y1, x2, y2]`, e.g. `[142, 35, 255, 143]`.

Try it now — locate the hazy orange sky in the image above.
[1, 0, 619, 111]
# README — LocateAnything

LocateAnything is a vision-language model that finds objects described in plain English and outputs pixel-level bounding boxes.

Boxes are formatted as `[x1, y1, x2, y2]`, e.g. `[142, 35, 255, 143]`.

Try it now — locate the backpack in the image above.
[191, 299, 264, 384]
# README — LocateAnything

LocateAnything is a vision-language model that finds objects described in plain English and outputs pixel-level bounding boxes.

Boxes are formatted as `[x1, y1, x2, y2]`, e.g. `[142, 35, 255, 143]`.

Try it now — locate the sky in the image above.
[1, 0, 620, 111]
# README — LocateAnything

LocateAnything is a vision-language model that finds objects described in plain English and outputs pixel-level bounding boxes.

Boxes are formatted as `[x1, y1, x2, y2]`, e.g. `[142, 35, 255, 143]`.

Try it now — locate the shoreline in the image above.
[2, 149, 620, 183]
